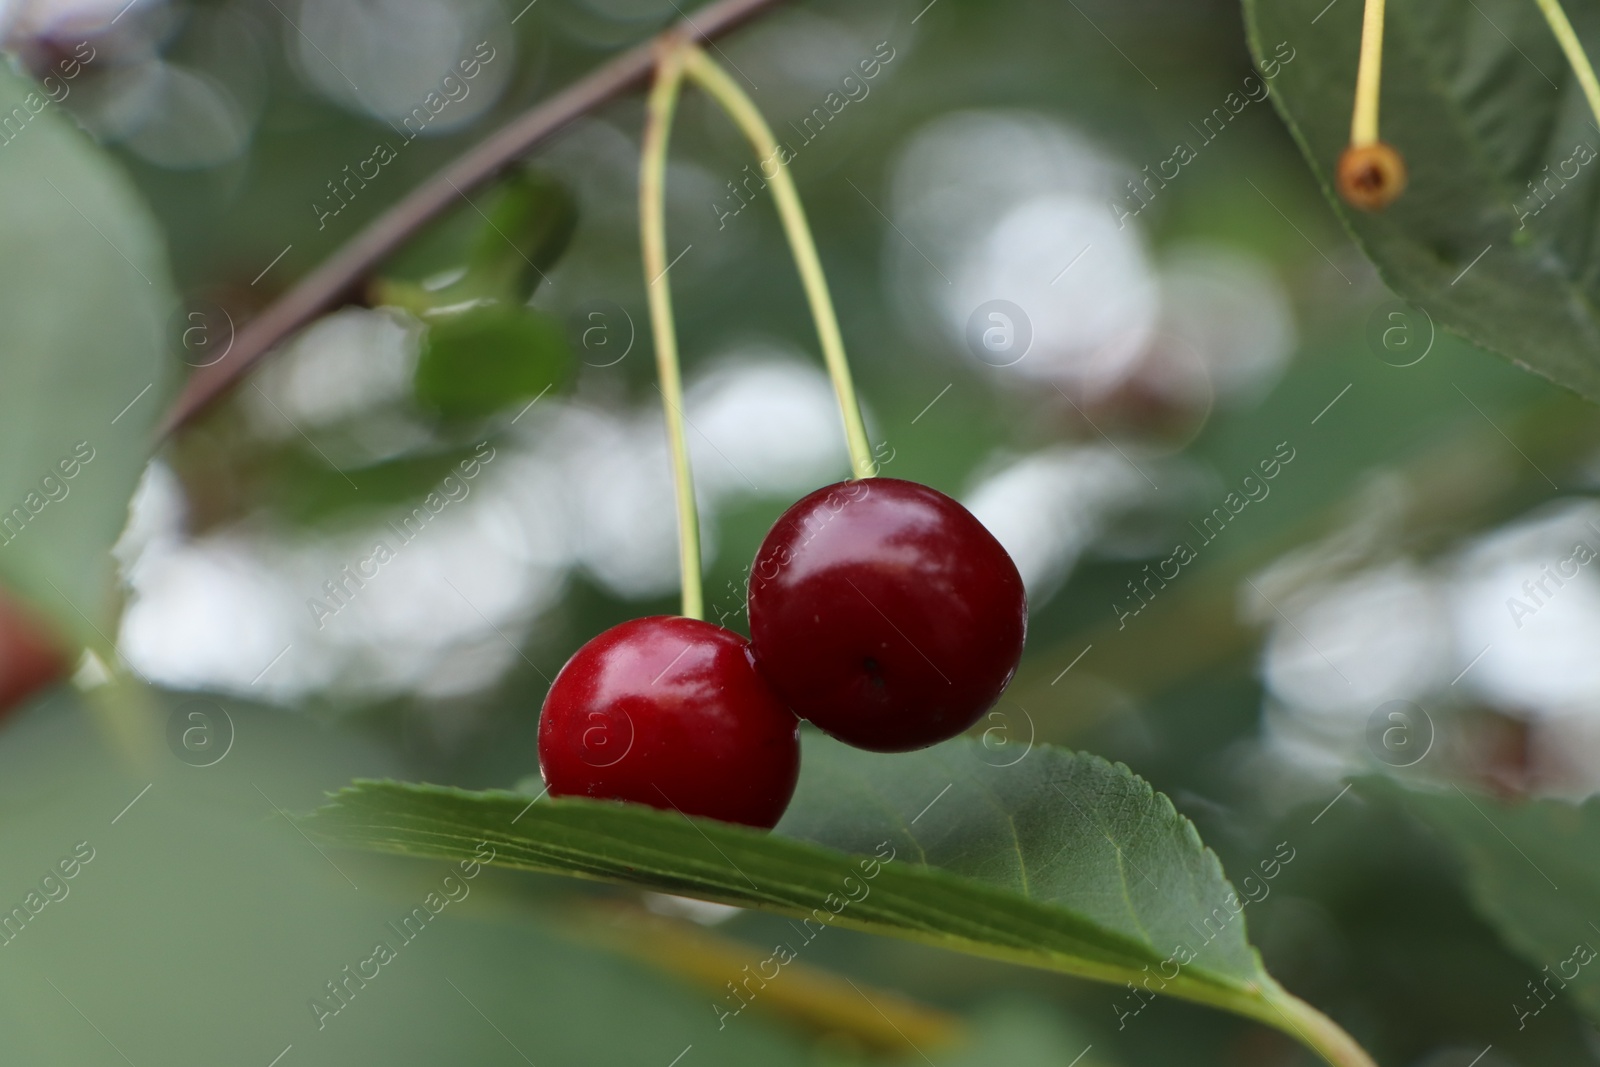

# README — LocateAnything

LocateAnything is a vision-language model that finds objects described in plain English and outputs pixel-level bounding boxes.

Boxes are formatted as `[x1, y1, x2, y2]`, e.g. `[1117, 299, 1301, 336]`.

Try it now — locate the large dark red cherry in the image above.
[747, 478, 1026, 752]
[538, 616, 800, 829]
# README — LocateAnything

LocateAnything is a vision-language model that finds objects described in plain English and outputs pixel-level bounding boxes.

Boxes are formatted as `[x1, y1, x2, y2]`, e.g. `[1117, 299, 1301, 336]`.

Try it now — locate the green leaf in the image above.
[1243, 0, 1600, 400]
[380, 169, 576, 305]
[459, 170, 577, 303]
[779, 737, 1269, 984]
[1367, 777, 1600, 1027]
[413, 305, 568, 421]
[0, 65, 174, 647]
[248, 442, 498, 526]
[300, 737, 1373, 1064]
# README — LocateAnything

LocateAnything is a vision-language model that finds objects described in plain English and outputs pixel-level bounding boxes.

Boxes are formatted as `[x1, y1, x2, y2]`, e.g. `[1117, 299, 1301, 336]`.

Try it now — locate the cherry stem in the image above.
[680, 46, 877, 481]
[640, 41, 704, 622]
[1350, 0, 1387, 146]
[1533, 0, 1600, 130]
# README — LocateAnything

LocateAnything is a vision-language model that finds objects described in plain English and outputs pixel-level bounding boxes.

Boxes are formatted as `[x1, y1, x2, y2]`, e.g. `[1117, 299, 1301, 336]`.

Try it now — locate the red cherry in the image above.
[538, 616, 800, 829]
[747, 478, 1026, 752]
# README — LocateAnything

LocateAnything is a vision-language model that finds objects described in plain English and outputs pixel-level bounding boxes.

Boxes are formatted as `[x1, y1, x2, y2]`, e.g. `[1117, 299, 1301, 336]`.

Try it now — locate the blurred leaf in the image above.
[939, 1003, 1109, 1067]
[1368, 776, 1600, 1027]
[569, 901, 963, 1055]
[301, 739, 1368, 1059]
[378, 169, 576, 305]
[0, 65, 174, 648]
[0, 687, 819, 1067]
[458, 170, 577, 302]
[1244, 0, 1600, 400]
[253, 442, 497, 526]
[413, 305, 567, 420]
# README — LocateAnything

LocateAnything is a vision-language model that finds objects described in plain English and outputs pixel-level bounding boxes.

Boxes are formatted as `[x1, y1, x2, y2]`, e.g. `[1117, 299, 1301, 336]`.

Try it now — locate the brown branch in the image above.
[157, 0, 788, 437]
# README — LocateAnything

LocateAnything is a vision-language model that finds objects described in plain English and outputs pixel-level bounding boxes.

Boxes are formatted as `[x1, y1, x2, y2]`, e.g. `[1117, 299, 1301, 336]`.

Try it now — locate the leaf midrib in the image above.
[305, 782, 1269, 999]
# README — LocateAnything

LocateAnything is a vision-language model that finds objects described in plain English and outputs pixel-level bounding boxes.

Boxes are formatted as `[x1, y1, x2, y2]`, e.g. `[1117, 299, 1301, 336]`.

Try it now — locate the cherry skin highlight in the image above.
[537, 616, 800, 829]
[747, 478, 1026, 752]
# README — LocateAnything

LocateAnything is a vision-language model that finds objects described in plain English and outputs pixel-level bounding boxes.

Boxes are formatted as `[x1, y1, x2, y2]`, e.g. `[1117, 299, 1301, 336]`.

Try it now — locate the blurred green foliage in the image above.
[9, 0, 1600, 1064]
[0, 64, 173, 648]
[413, 305, 568, 420]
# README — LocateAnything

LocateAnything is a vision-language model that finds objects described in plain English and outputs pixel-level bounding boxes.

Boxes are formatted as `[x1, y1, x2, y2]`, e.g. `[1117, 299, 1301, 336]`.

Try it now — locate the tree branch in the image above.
[157, 0, 788, 437]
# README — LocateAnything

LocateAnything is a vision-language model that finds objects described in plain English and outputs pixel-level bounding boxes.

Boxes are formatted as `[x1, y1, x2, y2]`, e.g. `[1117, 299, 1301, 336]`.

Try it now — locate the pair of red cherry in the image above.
[537, 478, 1027, 828]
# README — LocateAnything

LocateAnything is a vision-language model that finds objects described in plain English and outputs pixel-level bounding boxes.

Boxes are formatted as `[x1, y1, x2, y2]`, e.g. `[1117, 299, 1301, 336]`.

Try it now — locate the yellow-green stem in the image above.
[1261, 982, 1379, 1067]
[640, 42, 703, 620]
[680, 46, 877, 480]
[1351, 0, 1388, 145]
[1534, 0, 1600, 129]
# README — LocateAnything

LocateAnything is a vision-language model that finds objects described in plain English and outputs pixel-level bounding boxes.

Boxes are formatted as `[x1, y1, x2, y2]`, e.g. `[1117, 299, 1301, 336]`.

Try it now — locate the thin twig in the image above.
[157, 0, 789, 438]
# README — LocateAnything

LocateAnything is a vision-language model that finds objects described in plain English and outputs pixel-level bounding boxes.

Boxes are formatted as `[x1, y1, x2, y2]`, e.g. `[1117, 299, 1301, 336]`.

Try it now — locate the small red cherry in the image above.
[538, 616, 800, 829]
[747, 478, 1026, 752]
[0, 590, 68, 715]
